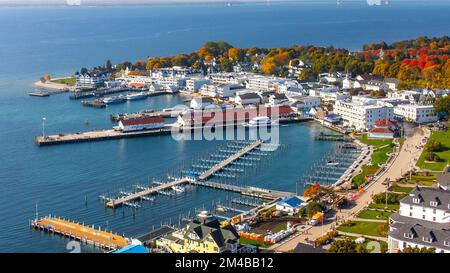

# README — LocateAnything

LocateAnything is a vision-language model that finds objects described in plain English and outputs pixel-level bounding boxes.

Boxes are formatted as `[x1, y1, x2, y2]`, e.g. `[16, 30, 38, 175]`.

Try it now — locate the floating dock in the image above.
[30, 216, 129, 250]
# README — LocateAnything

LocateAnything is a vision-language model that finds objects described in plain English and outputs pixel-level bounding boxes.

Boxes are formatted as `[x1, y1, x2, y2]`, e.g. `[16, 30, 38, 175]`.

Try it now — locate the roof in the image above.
[375, 119, 397, 127]
[192, 97, 214, 103]
[179, 105, 294, 125]
[113, 244, 149, 253]
[325, 114, 340, 119]
[238, 93, 261, 100]
[369, 127, 394, 134]
[277, 196, 304, 208]
[437, 173, 450, 188]
[184, 218, 239, 248]
[389, 215, 450, 251]
[400, 187, 450, 211]
[271, 93, 288, 100]
[120, 117, 165, 126]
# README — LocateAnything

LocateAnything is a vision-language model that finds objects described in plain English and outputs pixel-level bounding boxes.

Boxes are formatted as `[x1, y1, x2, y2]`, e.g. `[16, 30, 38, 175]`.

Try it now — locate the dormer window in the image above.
[430, 201, 438, 207]
[423, 237, 433, 243]
[404, 233, 414, 239]
[413, 198, 421, 204]
[444, 241, 450, 247]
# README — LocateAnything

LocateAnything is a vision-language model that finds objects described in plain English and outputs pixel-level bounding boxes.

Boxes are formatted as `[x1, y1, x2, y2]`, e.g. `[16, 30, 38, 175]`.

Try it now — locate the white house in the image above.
[190, 97, 214, 110]
[118, 117, 165, 132]
[76, 72, 110, 88]
[235, 92, 261, 105]
[334, 96, 394, 130]
[275, 196, 306, 214]
[388, 187, 450, 253]
[269, 93, 289, 106]
[394, 104, 438, 124]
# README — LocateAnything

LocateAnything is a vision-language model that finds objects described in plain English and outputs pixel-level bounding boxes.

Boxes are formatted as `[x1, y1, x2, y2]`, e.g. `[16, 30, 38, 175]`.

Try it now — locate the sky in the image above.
[0, 0, 445, 6]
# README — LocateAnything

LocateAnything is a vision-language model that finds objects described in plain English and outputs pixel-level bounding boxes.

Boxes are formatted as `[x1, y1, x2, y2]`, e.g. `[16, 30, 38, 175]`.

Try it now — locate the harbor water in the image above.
[0, 1, 449, 252]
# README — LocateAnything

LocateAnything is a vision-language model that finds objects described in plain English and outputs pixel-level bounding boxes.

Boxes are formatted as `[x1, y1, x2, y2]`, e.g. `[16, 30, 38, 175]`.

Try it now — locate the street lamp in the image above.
[42, 117, 46, 139]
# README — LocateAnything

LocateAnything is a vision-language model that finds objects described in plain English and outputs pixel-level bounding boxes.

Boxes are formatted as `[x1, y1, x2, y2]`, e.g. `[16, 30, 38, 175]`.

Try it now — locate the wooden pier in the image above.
[106, 178, 188, 208]
[198, 139, 262, 180]
[30, 216, 129, 250]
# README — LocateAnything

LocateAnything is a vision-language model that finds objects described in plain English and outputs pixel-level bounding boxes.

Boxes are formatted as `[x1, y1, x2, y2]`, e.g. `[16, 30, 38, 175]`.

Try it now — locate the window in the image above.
[413, 198, 420, 204]
[444, 241, 450, 247]
[430, 201, 438, 207]
[433, 209, 436, 214]
[433, 217, 436, 221]
[422, 215, 426, 220]
[423, 237, 433, 243]
[404, 233, 414, 239]
[409, 212, 412, 217]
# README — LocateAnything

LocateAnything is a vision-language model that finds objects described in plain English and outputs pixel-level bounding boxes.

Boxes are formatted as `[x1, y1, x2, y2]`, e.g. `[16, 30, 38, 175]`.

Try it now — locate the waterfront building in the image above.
[190, 97, 214, 110]
[207, 72, 248, 85]
[275, 196, 305, 214]
[235, 92, 261, 105]
[186, 78, 211, 93]
[393, 104, 437, 124]
[118, 117, 165, 132]
[388, 186, 450, 253]
[246, 75, 286, 91]
[268, 93, 289, 106]
[334, 96, 394, 130]
[288, 95, 321, 112]
[76, 72, 110, 88]
[156, 213, 239, 253]
[155, 76, 187, 90]
[367, 119, 397, 139]
[176, 105, 294, 127]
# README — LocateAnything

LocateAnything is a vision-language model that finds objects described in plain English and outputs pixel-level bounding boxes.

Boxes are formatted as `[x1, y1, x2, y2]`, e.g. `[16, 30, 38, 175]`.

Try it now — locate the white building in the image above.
[186, 79, 211, 93]
[234, 92, 261, 105]
[268, 93, 289, 106]
[275, 196, 305, 214]
[394, 104, 437, 124]
[334, 96, 394, 130]
[288, 95, 321, 111]
[388, 187, 450, 253]
[118, 117, 165, 132]
[190, 97, 214, 110]
[76, 72, 110, 88]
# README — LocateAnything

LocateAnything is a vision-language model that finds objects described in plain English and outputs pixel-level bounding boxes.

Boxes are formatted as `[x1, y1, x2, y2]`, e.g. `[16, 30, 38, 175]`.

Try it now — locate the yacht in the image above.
[245, 116, 277, 127]
[126, 92, 147, 101]
[103, 95, 126, 104]
[327, 161, 339, 166]
[171, 185, 186, 193]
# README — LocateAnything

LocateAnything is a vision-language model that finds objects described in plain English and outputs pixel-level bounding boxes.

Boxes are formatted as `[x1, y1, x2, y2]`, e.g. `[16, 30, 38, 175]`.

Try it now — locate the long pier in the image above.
[106, 178, 188, 208]
[30, 216, 129, 250]
[198, 139, 262, 180]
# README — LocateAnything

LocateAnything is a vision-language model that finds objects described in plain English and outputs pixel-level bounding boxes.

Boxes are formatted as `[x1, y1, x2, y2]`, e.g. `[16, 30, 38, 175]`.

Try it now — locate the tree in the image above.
[434, 96, 450, 117]
[228, 48, 245, 62]
[42, 74, 51, 82]
[328, 239, 357, 253]
[303, 184, 321, 198]
[400, 246, 435, 253]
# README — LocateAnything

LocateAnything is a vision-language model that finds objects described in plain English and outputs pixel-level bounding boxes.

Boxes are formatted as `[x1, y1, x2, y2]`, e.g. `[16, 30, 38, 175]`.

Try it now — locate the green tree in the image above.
[328, 239, 357, 253]
[400, 246, 435, 253]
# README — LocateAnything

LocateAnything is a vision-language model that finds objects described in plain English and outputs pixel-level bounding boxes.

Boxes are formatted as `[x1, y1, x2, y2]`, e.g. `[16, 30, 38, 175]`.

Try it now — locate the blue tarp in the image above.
[113, 244, 149, 253]
[277, 196, 304, 208]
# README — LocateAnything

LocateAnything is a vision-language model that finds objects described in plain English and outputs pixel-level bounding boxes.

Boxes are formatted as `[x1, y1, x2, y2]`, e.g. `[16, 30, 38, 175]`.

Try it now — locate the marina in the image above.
[102, 140, 293, 209]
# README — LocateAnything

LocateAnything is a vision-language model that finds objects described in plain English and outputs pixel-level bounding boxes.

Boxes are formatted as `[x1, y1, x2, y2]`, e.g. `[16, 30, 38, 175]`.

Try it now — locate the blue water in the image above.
[0, 2, 449, 252]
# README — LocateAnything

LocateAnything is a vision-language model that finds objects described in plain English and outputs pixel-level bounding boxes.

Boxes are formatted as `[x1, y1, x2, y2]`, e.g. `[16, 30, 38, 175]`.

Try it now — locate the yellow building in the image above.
[157, 212, 239, 253]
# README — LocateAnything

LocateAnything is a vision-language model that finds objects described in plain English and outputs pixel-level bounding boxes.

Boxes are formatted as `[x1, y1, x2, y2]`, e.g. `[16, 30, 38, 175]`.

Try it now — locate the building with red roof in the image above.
[118, 117, 165, 132]
[177, 105, 295, 127]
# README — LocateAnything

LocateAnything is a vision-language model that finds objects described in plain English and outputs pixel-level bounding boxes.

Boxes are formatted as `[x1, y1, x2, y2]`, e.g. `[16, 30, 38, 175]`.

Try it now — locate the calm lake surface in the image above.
[0, 1, 448, 252]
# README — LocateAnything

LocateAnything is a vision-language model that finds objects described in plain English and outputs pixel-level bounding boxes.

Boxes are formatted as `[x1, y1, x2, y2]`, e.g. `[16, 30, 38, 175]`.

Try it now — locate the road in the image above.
[270, 127, 430, 252]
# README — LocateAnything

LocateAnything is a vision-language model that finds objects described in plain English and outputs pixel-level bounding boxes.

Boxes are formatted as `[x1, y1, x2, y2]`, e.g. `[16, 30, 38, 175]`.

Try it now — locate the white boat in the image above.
[126, 92, 147, 101]
[245, 116, 277, 127]
[103, 95, 126, 104]
[327, 161, 339, 166]
[171, 185, 186, 193]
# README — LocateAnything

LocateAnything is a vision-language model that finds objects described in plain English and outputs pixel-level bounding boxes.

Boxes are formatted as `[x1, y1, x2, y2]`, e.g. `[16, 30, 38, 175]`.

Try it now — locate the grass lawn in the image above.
[337, 221, 387, 237]
[390, 186, 413, 193]
[417, 129, 450, 171]
[239, 237, 272, 248]
[51, 77, 76, 86]
[334, 235, 388, 253]
[368, 203, 400, 210]
[357, 210, 392, 220]
[353, 135, 394, 187]
[396, 173, 436, 186]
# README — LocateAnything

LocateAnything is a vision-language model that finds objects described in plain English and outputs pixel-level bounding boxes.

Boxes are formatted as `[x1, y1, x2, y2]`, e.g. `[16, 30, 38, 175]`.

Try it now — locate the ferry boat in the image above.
[171, 185, 186, 193]
[245, 116, 277, 128]
[103, 95, 126, 104]
[126, 92, 147, 101]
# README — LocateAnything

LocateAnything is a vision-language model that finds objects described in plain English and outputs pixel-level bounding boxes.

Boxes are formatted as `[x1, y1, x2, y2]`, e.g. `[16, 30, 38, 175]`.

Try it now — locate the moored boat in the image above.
[245, 116, 277, 127]
[126, 92, 147, 101]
